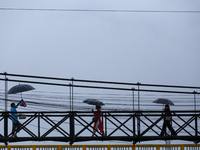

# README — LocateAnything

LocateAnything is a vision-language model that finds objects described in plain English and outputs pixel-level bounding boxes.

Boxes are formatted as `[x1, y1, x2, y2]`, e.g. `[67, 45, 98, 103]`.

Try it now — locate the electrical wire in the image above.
[0, 8, 200, 14]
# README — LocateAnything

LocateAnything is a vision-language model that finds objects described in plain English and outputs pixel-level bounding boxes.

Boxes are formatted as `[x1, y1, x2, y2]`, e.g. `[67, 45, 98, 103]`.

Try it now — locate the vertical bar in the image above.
[132, 88, 135, 137]
[133, 112, 135, 137]
[137, 82, 140, 111]
[195, 107, 198, 138]
[71, 78, 74, 112]
[70, 112, 75, 145]
[4, 112, 8, 145]
[193, 91, 198, 139]
[33, 145, 37, 150]
[193, 91, 197, 113]
[105, 112, 107, 136]
[107, 146, 111, 150]
[4, 72, 8, 112]
[132, 88, 135, 112]
[156, 146, 160, 150]
[101, 112, 104, 136]
[132, 145, 136, 150]
[180, 146, 184, 150]
[137, 82, 140, 138]
[38, 113, 40, 138]
[69, 84, 71, 111]
[7, 146, 11, 150]
[57, 146, 62, 150]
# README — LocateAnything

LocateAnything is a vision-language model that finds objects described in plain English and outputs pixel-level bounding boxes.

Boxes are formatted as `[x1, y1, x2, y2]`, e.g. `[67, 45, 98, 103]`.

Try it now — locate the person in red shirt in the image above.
[92, 105, 105, 137]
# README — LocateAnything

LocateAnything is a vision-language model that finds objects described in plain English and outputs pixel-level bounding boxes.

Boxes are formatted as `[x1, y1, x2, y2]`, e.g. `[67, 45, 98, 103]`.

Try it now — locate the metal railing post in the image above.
[4, 112, 8, 145]
[193, 91, 197, 113]
[69, 84, 72, 111]
[132, 88, 136, 139]
[193, 91, 198, 141]
[70, 112, 75, 145]
[105, 112, 107, 136]
[137, 82, 141, 140]
[71, 78, 74, 112]
[38, 113, 40, 139]
[4, 72, 8, 112]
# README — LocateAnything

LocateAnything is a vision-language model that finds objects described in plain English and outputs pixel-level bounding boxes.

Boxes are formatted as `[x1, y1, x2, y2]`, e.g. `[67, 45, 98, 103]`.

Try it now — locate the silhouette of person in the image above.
[160, 104, 176, 136]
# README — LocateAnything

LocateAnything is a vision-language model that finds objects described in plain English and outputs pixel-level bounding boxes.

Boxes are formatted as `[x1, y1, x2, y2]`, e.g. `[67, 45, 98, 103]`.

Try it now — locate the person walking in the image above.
[160, 104, 176, 136]
[92, 105, 105, 137]
[10, 100, 22, 137]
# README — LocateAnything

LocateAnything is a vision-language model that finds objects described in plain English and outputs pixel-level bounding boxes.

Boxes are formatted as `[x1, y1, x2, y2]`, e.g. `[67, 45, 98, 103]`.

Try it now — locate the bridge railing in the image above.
[0, 111, 199, 145]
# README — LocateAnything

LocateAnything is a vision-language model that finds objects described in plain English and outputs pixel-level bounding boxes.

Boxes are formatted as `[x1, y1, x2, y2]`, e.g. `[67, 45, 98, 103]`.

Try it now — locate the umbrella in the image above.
[83, 99, 105, 106]
[153, 98, 174, 105]
[7, 84, 35, 98]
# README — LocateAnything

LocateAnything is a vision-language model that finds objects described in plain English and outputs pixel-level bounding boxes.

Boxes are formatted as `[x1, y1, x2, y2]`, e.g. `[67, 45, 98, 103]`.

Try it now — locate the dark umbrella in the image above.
[153, 98, 174, 105]
[83, 99, 105, 106]
[7, 84, 35, 98]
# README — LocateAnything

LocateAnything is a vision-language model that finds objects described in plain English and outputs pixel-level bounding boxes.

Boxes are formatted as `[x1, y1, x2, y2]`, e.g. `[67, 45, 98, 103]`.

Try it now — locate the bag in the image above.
[23, 100, 27, 107]
[165, 116, 171, 121]
[20, 100, 27, 107]
[92, 117, 98, 122]
[19, 115, 26, 119]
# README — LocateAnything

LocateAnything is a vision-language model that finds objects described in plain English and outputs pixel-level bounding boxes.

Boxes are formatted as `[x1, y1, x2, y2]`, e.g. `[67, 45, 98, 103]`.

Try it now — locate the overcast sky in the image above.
[1, 0, 200, 87]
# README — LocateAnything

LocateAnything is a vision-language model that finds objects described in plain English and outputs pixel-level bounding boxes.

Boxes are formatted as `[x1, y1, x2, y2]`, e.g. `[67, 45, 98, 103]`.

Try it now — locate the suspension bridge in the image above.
[0, 72, 199, 145]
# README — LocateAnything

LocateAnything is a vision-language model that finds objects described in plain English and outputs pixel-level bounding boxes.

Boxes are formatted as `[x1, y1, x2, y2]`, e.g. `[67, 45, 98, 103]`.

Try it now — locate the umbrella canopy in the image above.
[83, 99, 105, 106]
[7, 84, 35, 97]
[153, 98, 174, 105]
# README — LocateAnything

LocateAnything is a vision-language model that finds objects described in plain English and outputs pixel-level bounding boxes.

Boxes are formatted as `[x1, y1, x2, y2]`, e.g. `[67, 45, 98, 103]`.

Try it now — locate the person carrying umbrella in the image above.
[10, 99, 23, 138]
[92, 105, 105, 137]
[159, 104, 177, 136]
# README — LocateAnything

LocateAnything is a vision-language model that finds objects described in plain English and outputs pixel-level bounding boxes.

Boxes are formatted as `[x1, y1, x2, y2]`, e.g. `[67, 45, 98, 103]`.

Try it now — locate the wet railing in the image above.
[0, 110, 199, 145]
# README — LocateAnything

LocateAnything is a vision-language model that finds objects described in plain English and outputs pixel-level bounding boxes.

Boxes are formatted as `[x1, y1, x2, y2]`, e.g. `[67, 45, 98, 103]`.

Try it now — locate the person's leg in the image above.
[92, 130, 96, 137]
[167, 122, 176, 135]
[92, 122, 98, 137]
[160, 122, 166, 136]
[11, 123, 18, 137]
[14, 122, 21, 137]
[99, 121, 105, 136]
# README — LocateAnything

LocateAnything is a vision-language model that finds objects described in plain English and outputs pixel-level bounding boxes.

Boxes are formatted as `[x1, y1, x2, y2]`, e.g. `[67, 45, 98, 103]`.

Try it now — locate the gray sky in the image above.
[1, 0, 200, 87]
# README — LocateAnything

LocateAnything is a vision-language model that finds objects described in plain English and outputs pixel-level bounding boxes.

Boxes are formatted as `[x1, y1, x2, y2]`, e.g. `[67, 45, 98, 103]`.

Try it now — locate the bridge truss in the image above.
[0, 110, 200, 145]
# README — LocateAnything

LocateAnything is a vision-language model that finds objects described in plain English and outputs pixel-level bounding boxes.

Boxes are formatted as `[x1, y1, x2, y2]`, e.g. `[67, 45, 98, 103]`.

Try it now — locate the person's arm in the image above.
[17, 99, 23, 106]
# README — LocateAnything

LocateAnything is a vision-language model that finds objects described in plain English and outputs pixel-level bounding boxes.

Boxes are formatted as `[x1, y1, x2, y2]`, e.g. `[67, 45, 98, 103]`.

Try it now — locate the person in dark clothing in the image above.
[160, 104, 176, 136]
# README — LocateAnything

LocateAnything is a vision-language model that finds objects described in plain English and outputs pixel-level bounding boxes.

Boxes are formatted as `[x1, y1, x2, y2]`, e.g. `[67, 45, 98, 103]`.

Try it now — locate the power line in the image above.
[0, 8, 200, 13]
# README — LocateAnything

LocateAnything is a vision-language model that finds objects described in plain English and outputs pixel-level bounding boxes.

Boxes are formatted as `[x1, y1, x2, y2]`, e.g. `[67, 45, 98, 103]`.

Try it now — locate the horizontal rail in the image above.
[1, 72, 200, 89]
[0, 78, 198, 94]
[1, 110, 200, 114]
